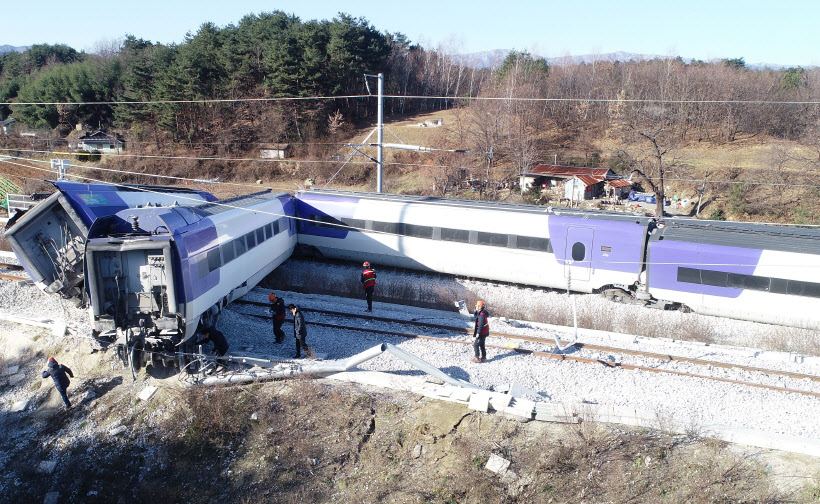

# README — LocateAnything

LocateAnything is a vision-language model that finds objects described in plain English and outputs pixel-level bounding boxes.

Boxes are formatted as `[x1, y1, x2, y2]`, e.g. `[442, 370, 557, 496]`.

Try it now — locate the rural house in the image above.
[0, 118, 15, 135]
[260, 143, 291, 159]
[75, 131, 124, 153]
[521, 164, 631, 201]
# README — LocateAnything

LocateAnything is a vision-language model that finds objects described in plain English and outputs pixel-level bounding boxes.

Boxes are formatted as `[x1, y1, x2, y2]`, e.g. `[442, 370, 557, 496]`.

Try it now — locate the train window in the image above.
[770, 278, 788, 294]
[311, 214, 340, 229]
[246, 231, 257, 250]
[700, 269, 728, 287]
[207, 248, 221, 273]
[571, 242, 586, 261]
[372, 221, 400, 234]
[256, 228, 265, 244]
[440, 227, 469, 243]
[787, 280, 820, 298]
[264, 223, 273, 240]
[222, 242, 235, 264]
[402, 223, 433, 239]
[728, 273, 770, 292]
[272, 219, 280, 235]
[516, 236, 551, 252]
[198, 255, 209, 279]
[477, 232, 508, 247]
[677, 267, 702, 284]
[341, 218, 365, 231]
[234, 237, 247, 257]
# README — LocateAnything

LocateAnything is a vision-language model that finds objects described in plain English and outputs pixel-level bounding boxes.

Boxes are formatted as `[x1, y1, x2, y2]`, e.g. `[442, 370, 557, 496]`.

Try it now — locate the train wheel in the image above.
[177, 340, 200, 374]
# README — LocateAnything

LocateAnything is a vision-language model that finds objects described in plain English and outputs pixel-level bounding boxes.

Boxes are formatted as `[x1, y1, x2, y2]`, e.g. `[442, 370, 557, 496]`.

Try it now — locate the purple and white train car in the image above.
[3, 181, 217, 299]
[84, 190, 296, 366]
[646, 220, 820, 329]
[295, 189, 652, 296]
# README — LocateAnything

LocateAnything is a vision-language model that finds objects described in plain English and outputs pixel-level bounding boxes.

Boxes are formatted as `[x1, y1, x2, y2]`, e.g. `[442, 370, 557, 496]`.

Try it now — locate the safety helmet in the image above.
[476, 300, 485, 309]
[268, 293, 277, 302]
[363, 261, 370, 268]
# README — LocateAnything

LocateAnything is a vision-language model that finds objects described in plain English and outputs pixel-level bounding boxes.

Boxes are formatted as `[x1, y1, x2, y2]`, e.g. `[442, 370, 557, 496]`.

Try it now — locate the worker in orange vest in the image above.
[361, 261, 376, 312]
[472, 300, 490, 362]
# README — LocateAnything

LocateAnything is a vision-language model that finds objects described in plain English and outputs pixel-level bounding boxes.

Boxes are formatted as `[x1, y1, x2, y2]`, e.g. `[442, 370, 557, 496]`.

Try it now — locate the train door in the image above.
[564, 227, 593, 285]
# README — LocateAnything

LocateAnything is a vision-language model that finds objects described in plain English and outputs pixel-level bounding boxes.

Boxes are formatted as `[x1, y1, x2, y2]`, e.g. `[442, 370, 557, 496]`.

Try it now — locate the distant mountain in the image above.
[0, 45, 29, 55]
[454, 49, 804, 70]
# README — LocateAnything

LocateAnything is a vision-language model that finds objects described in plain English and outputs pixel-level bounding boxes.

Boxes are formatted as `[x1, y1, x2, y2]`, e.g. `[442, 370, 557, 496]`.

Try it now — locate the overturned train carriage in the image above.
[84, 190, 296, 368]
[3, 181, 217, 299]
[295, 189, 820, 330]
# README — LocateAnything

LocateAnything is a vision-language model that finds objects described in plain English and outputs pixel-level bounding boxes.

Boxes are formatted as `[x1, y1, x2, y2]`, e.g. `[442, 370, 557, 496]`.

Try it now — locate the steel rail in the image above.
[234, 299, 820, 383]
[233, 300, 820, 397]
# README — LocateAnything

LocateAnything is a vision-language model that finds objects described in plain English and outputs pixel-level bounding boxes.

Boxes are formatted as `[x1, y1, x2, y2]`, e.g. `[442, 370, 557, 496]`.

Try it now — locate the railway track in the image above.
[0, 263, 26, 282]
[233, 298, 820, 398]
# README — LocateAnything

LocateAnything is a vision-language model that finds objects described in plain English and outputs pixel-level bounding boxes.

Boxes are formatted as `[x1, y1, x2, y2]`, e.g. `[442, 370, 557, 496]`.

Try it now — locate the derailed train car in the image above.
[295, 189, 820, 330]
[646, 219, 820, 328]
[84, 190, 297, 368]
[4, 181, 217, 299]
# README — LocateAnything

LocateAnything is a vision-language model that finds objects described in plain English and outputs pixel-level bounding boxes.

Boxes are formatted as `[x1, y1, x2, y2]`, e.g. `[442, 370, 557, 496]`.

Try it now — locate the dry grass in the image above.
[144, 376, 796, 503]
[0, 357, 805, 504]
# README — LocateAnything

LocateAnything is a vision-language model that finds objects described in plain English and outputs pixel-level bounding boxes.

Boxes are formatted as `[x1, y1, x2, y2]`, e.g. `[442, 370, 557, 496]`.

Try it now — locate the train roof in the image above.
[654, 218, 820, 253]
[52, 180, 218, 227]
[194, 190, 288, 216]
[297, 189, 653, 224]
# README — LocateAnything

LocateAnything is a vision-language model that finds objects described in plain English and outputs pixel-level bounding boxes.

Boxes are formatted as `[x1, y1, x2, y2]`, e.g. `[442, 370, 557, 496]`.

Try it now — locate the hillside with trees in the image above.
[1, 11, 819, 224]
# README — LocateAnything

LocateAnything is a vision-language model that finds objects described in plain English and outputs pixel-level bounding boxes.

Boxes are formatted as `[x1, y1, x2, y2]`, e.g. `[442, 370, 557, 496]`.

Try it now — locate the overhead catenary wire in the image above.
[0, 95, 370, 106]
[5, 94, 820, 106]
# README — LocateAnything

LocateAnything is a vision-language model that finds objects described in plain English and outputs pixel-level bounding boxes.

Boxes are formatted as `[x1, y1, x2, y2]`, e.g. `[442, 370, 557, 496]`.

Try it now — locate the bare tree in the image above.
[620, 104, 681, 216]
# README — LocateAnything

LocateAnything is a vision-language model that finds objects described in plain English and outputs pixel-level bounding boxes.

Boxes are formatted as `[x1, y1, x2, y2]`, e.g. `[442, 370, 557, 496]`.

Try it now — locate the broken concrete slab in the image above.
[485, 453, 511, 474]
[535, 412, 581, 423]
[449, 388, 472, 402]
[468, 392, 490, 412]
[10, 399, 28, 412]
[137, 386, 157, 402]
[2, 365, 19, 376]
[500, 398, 535, 421]
[508, 382, 538, 398]
[488, 393, 512, 411]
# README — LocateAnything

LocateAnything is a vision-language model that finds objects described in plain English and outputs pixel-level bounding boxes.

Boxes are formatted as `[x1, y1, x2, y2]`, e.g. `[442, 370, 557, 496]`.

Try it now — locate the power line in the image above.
[0, 95, 370, 106]
[4, 94, 820, 107]
[383, 95, 820, 105]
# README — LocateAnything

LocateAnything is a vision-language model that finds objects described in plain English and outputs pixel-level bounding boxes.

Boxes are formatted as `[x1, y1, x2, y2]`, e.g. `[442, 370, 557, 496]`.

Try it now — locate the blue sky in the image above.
[4, 0, 818, 67]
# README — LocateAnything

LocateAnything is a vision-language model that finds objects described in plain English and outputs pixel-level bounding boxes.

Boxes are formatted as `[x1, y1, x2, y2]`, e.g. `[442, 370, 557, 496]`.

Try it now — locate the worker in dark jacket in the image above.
[288, 304, 314, 359]
[361, 261, 377, 312]
[472, 301, 490, 363]
[269, 292, 286, 343]
[42, 358, 74, 409]
[194, 327, 229, 368]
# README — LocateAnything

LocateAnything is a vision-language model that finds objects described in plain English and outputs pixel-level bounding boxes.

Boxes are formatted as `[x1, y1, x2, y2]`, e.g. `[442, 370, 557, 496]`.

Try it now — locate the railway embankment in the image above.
[2, 259, 820, 501]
